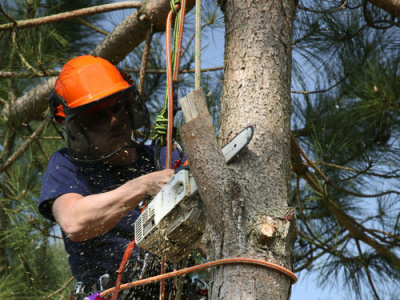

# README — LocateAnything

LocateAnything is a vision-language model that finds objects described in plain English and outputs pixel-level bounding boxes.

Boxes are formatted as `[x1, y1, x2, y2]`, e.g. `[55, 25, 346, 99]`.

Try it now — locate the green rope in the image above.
[153, 0, 182, 146]
[154, 112, 168, 146]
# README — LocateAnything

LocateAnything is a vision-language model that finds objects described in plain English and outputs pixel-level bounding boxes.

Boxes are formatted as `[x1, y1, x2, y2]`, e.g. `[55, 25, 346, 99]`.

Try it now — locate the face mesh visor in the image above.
[49, 85, 150, 162]
[64, 96, 131, 161]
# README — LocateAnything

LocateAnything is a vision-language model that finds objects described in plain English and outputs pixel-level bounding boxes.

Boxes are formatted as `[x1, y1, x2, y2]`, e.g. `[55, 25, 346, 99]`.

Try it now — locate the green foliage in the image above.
[292, 1, 400, 298]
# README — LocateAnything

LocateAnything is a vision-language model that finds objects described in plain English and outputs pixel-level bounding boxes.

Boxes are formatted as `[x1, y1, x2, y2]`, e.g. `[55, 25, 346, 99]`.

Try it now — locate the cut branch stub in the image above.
[257, 223, 276, 247]
[253, 208, 298, 255]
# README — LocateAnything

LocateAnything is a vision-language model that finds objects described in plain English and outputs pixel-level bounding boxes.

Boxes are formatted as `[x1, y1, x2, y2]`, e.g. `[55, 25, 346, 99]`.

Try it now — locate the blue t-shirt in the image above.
[39, 145, 180, 285]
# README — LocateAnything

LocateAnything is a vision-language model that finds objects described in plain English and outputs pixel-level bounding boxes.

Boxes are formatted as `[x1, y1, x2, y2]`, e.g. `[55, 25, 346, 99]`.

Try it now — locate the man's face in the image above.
[68, 96, 133, 160]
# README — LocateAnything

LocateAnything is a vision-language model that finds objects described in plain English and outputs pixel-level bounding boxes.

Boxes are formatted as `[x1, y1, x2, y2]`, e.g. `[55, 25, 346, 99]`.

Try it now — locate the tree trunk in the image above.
[181, 1, 297, 299]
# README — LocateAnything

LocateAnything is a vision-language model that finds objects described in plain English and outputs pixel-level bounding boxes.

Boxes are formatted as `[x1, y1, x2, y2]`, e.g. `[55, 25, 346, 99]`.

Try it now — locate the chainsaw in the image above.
[135, 126, 254, 262]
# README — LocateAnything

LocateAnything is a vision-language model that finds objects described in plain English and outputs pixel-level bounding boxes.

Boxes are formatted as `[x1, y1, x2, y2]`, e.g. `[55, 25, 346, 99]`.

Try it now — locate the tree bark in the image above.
[181, 0, 297, 298]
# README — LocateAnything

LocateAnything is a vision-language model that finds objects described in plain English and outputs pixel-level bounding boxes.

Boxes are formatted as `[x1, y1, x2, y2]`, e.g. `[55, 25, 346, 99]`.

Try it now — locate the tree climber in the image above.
[38, 55, 195, 299]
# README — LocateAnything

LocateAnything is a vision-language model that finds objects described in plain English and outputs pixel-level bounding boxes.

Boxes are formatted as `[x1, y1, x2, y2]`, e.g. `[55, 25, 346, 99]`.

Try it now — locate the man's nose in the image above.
[109, 113, 120, 128]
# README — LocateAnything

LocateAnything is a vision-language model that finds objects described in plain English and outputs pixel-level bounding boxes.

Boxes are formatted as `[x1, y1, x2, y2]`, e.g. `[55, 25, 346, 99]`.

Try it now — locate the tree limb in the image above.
[0, 119, 48, 174]
[179, 90, 227, 231]
[2, 0, 196, 126]
[42, 276, 75, 299]
[298, 0, 347, 13]
[0, 2, 143, 31]
[3, 77, 56, 126]
[367, 0, 400, 19]
[91, 0, 195, 64]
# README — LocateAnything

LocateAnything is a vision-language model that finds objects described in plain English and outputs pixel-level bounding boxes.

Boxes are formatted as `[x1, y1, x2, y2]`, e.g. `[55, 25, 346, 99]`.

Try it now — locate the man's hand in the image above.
[140, 169, 175, 197]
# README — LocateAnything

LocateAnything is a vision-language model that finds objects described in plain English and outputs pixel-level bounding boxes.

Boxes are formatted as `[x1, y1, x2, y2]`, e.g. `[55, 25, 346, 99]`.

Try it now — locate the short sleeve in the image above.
[38, 148, 91, 221]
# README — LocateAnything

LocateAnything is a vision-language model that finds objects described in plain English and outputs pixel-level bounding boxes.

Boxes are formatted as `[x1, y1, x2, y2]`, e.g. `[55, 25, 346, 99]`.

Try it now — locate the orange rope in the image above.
[165, 0, 186, 169]
[111, 240, 136, 300]
[163, 3, 187, 295]
[165, 9, 174, 169]
[173, 0, 187, 82]
[159, 257, 167, 300]
[109, 201, 148, 300]
[100, 257, 297, 297]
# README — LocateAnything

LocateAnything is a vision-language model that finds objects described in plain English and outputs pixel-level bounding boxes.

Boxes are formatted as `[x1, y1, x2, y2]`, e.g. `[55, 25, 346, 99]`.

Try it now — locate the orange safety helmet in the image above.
[49, 55, 150, 162]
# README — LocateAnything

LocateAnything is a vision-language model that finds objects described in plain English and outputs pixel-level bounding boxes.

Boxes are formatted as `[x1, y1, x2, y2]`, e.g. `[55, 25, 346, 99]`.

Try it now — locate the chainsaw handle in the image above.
[173, 164, 190, 174]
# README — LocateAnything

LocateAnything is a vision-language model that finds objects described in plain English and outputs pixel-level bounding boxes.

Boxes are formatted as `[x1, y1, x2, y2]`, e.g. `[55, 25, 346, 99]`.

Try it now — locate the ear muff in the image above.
[49, 90, 65, 125]
[48, 89, 68, 141]
[126, 89, 150, 139]
[117, 69, 150, 143]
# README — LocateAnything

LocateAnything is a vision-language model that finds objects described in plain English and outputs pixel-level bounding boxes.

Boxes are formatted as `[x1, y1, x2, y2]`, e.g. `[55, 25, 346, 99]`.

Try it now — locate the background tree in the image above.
[291, 2, 400, 299]
[1, 0, 400, 299]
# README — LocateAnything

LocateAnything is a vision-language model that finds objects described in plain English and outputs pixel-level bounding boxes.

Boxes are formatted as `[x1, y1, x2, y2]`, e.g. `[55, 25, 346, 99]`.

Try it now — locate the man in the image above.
[39, 55, 191, 299]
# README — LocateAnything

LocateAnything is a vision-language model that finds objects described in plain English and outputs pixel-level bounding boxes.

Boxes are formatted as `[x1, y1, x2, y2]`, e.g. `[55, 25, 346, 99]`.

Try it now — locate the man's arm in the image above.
[52, 169, 174, 242]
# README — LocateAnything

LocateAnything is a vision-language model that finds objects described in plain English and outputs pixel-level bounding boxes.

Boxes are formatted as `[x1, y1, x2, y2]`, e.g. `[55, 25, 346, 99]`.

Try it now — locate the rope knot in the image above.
[154, 111, 169, 146]
[170, 0, 181, 13]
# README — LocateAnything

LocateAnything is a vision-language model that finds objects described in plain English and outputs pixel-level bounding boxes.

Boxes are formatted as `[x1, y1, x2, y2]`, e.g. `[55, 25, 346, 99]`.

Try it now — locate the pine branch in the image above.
[26, 123, 50, 161]
[290, 134, 400, 268]
[0, 66, 223, 79]
[355, 240, 381, 300]
[0, 4, 17, 25]
[317, 161, 400, 179]
[42, 276, 75, 299]
[0, 70, 60, 78]
[12, 30, 42, 76]
[291, 134, 400, 198]
[91, 0, 196, 64]
[0, 2, 143, 31]
[298, 0, 348, 14]
[2, 77, 56, 127]
[291, 73, 349, 94]
[0, 120, 48, 174]
[76, 17, 109, 36]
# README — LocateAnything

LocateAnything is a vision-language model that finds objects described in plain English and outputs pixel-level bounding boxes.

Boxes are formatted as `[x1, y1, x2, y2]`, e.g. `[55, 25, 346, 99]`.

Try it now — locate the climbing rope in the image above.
[100, 257, 297, 298]
[111, 240, 136, 300]
[153, 0, 187, 169]
[195, 0, 201, 90]
[150, 1, 188, 298]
